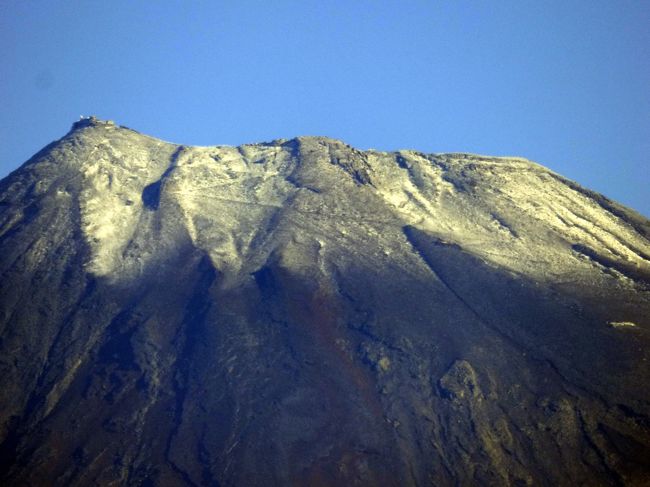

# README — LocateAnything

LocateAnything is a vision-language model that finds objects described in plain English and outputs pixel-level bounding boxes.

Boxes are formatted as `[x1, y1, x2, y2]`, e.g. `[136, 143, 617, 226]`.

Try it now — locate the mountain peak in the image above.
[1, 124, 649, 485]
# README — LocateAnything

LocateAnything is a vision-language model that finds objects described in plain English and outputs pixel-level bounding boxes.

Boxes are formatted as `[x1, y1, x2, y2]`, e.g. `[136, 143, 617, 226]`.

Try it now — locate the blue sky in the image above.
[1, 1, 648, 216]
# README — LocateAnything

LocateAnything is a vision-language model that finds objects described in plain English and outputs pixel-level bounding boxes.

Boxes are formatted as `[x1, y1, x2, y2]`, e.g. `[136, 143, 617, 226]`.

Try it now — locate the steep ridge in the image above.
[0, 118, 649, 486]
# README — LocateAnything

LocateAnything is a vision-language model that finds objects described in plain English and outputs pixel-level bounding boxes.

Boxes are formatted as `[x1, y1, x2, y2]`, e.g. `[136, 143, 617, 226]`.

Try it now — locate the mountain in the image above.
[1, 117, 649, 486]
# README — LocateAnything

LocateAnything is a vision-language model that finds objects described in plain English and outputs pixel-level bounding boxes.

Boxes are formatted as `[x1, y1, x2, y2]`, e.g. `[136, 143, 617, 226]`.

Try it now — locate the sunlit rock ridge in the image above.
[0, 117, 649, 486]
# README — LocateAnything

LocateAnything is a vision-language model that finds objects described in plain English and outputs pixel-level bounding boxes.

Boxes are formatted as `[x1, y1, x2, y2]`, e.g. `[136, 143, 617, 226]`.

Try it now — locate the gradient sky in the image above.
[1, 1, 648, 216]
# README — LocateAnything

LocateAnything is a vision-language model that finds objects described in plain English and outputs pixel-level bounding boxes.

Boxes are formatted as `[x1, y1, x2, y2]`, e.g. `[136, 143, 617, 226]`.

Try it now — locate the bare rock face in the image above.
[1, 119, 649, 486]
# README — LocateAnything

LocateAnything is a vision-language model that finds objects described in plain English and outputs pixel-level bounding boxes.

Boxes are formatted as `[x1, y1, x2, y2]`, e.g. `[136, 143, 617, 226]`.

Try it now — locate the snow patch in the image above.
[74, 131, 650, 291]
[608, 321, 637, 329]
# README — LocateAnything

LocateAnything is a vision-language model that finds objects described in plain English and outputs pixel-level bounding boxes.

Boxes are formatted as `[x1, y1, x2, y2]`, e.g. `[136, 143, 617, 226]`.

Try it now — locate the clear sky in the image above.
[1, 1, 648, 216]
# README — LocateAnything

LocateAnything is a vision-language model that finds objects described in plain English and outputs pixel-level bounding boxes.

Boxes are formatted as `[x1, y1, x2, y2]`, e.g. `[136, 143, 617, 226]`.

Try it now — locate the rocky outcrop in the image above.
[0, 119, 649, 486]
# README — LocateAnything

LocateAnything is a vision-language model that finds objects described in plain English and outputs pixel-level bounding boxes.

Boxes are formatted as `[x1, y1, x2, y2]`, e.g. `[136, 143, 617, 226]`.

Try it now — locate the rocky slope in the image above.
[0, 117, 649, 486]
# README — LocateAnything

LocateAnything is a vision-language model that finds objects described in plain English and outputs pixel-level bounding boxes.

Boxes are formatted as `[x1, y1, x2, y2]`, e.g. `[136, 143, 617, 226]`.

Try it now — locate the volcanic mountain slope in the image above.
[0, 117, 649, 486]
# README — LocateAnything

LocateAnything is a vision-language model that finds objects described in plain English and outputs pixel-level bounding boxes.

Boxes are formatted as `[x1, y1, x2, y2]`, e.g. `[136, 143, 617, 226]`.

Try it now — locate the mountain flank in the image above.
[1, 118, 649, 486]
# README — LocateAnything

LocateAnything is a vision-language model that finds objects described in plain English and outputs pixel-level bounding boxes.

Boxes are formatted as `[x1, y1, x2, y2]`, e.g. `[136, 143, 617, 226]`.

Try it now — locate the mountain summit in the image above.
[1, 119, 649, 486]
